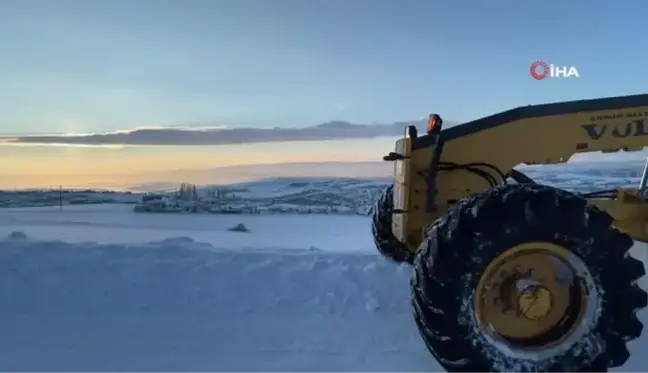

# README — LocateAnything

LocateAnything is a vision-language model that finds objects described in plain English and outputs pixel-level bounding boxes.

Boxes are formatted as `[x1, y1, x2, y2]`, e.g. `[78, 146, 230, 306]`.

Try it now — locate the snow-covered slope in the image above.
[192, 177, 391, 215]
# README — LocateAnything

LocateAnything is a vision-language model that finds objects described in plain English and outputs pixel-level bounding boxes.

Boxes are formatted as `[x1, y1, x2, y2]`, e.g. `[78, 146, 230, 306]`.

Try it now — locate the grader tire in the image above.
[411, 183, 647, 372]
[371, 185, 414, 264]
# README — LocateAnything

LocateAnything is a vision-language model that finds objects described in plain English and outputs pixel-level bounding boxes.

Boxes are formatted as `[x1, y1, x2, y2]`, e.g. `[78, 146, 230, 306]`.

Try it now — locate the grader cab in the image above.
[371, 94, 648, 372]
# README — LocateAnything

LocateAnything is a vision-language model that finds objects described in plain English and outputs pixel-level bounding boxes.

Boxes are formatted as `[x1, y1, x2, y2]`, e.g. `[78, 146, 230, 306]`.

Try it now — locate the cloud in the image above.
[4, 119, 449, 146]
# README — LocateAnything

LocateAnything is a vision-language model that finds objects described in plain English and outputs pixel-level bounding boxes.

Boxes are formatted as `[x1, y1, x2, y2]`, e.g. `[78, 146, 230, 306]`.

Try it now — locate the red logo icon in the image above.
[530, 61, 549, 80]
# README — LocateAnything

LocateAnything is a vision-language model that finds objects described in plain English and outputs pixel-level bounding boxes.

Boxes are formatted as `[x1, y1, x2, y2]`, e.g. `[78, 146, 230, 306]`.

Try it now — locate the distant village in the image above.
[0, 180, 382, 216]
[133, 183, 365, 215]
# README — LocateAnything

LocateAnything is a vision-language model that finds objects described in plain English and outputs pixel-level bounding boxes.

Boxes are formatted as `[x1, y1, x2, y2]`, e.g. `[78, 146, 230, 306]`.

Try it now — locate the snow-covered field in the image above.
[0, 207, 416, 371]
[1, 161, 648, 371]
[0, 204, 372, 252]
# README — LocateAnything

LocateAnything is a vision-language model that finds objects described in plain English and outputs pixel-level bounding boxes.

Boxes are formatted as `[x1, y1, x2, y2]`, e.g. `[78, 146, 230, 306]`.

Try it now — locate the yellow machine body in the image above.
[392, 94, 648, 251]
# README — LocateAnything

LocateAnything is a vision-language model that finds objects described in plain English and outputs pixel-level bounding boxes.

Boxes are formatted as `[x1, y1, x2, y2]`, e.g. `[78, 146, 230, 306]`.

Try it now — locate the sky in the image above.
[1, 0, 647, 189]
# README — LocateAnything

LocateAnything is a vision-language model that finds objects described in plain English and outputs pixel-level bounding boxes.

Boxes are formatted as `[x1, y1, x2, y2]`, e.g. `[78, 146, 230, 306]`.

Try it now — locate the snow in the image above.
[0, 204, 373, 252]
[0, 230, 421, 371]
[0, 162, 647, 371]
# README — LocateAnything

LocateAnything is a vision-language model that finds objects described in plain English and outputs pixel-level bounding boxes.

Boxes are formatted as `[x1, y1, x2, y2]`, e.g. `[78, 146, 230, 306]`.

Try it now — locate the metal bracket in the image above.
[383, 152, 408, 161]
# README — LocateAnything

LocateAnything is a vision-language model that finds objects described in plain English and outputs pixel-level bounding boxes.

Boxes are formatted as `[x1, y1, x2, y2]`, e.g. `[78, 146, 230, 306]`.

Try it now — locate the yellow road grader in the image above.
[371, 93, 648, 372]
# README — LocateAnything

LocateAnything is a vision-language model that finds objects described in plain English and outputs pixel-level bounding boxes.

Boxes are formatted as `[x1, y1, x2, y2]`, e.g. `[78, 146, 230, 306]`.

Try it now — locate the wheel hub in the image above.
[518, 284, 552, 320]
[474, 242, 587, 347]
